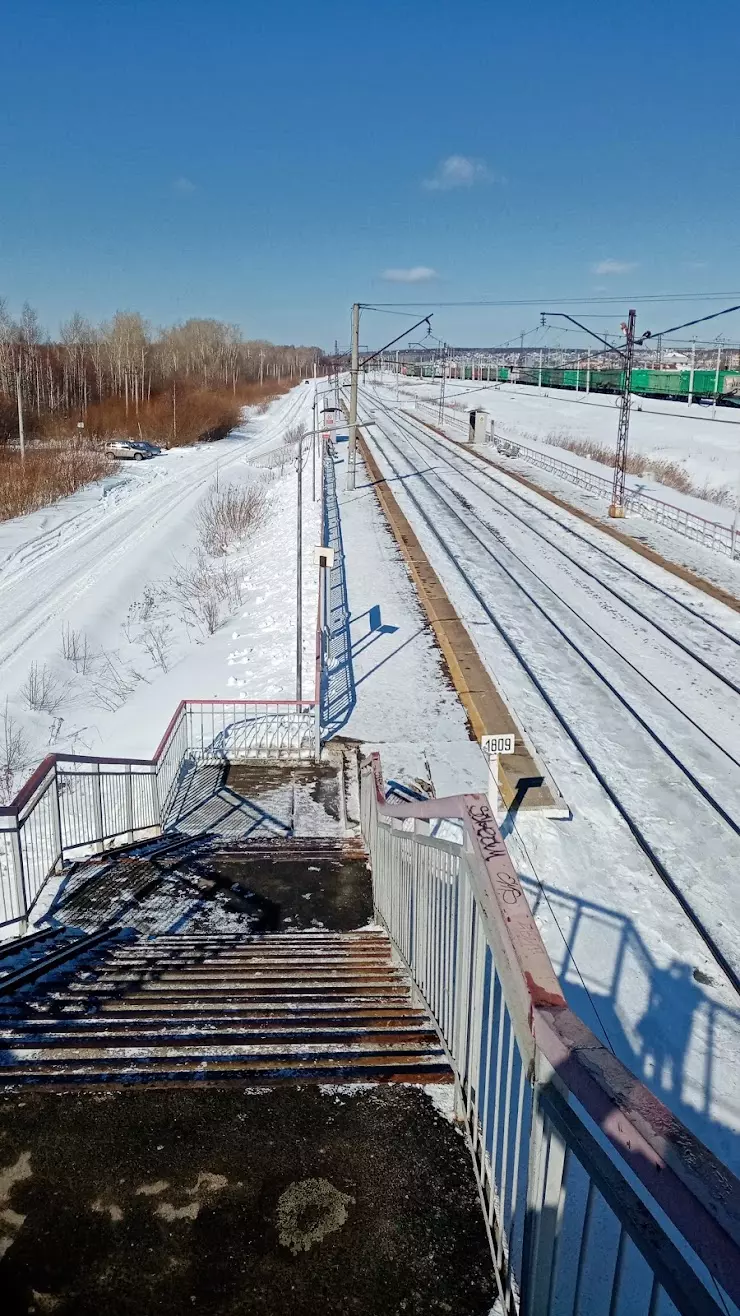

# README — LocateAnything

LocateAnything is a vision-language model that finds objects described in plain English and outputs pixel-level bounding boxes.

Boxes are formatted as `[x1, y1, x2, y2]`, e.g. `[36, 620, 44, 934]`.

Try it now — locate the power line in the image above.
[365, 291, 740, 309]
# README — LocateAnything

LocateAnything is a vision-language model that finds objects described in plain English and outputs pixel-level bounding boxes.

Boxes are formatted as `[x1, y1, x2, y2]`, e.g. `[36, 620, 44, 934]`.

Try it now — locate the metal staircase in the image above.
[0, 926, 450, 1089]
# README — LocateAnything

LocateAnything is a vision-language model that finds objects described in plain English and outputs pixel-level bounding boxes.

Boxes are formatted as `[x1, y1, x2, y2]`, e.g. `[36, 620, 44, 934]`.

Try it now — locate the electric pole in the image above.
[609, 309, 636, 518]
[712, 340, 723, 420]
[15, 371, 25, 460]
[312, 389, 318, 502]
[438, 343, 447, 426]
[347, 301, 360, 490]
[296, 426, 303, 699]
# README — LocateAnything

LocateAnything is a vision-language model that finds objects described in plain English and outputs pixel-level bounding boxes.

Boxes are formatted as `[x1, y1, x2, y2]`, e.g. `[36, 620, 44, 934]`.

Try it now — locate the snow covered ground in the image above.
[385, 373, 740, 600]
[323, 442, 481, 796]
[353, 380, 740, 1176]
[0, 385, 321, 787]
[394, 372, 740, 513]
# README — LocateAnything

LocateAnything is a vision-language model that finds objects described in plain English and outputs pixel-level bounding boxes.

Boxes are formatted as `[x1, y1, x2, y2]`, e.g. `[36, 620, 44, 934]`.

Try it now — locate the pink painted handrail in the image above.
[364, 751, 740, 1306]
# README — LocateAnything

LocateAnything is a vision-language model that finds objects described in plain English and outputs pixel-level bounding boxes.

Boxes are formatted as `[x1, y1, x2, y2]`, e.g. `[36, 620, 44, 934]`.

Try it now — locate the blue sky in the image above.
[0, 0, 738, 349]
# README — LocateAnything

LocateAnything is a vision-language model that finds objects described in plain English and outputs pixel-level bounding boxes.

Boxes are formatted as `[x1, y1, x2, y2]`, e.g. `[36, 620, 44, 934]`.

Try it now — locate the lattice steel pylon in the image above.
[437, 342, 447, 426]
[609, 308, 636, 518]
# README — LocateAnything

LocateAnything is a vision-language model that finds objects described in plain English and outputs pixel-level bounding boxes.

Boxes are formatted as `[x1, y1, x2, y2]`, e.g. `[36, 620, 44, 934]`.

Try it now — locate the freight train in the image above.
[401, 362, 740, 404]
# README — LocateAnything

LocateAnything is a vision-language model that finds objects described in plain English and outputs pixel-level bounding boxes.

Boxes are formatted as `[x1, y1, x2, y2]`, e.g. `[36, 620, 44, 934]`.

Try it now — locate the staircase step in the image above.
[0, 1052, 451, 1086]
[0, 1024, 436, 1046]
[0, 912, 448, 1091]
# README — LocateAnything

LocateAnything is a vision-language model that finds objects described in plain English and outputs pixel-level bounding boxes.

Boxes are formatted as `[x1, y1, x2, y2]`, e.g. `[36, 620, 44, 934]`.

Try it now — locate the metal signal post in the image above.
[610, 308, 636, 518]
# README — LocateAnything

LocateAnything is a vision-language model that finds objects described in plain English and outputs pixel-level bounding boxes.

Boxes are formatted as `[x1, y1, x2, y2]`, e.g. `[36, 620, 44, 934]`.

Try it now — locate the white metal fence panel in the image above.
[361, 761, 739, 1316]
[185, 700, 318, 763]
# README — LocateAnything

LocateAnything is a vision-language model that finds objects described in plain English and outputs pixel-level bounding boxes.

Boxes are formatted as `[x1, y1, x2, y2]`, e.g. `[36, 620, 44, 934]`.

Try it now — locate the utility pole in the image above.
[586, 347, 591, 395]
[712, 341, 722, 419]
[688, 340, 696, 407]
[296, 426, 303, 699]
[538, 349, 543, 389]
[609, 309, 636, 518]
[15, 371, 25, 460]
[312, 391, 318, 501]
[438, 343, 447, 426]
[347, 302, 360, 490]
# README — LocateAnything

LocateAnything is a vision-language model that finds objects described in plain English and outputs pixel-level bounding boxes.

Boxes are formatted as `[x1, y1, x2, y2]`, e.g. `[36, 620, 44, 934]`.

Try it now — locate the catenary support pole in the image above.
[712, 342, 722, 419]
[347, 301, 360, 490]
[312, 390, 317, 501]
[296, 427, 303, 699]
[688, 340, 696, 407]
[538, 349, 543, 389]
[609, 309, 636, 518]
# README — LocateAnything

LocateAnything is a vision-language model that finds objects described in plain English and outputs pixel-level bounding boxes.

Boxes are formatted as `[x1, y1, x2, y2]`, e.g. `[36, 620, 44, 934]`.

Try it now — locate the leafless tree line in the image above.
[0, 298, 324, 440]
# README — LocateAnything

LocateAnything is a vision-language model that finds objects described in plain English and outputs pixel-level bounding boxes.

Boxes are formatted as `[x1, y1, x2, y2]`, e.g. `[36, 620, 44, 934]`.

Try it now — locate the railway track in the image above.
[355, 388, 740, 998]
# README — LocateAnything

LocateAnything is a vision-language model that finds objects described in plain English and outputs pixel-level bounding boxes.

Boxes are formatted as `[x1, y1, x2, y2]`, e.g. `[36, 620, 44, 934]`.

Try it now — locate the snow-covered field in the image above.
[0, 385, 320, 790]
[355, 380, 740, 1176]
[394, 372, 740, 515]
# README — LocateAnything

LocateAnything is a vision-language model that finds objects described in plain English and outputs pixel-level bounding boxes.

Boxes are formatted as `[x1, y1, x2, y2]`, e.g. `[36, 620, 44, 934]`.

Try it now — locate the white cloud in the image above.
[173, 176, 196, 195]
[591, 259, 638, 275]
[381, 266, 439, 284]
[423, 155, 493, 190]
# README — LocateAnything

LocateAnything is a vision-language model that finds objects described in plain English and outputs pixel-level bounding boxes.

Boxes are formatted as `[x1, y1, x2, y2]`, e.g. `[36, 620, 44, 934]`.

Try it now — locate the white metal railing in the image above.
[413, 399, 739, 558]
[0, 565, 325, 932]
[361, 753, 740, 1315]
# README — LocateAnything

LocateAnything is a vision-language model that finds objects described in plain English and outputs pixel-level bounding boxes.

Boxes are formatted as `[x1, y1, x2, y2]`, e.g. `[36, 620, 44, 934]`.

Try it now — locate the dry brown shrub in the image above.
[39, 380, 290, 449]
[0, 445, 113, 522]
[543, 430, 733, 507]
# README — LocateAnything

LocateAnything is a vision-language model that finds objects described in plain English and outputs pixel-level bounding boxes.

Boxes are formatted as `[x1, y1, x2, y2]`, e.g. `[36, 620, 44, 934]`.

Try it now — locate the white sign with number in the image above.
[481, 734, 515, 756]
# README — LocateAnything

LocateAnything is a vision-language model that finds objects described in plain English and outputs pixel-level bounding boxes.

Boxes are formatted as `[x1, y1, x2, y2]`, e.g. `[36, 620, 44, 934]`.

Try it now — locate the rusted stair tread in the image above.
[88, 989, 415, 1003]
[100, 958, 395, 968]
[0, 1025, 437, 1045]
[142, 933, 386, 945]
[0, 1052, 449, 1076]
[1, 1042, 442, 1063]
[91, 1002, 424, 1018]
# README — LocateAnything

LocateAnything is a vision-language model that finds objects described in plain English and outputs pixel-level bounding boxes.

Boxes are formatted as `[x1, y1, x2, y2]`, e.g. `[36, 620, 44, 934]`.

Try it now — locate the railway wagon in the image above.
[515, 366, 740, 402]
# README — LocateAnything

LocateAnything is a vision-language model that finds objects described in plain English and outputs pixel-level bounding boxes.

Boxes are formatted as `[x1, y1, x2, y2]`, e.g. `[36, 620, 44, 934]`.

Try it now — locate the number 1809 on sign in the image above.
[481, 734, 515, 756]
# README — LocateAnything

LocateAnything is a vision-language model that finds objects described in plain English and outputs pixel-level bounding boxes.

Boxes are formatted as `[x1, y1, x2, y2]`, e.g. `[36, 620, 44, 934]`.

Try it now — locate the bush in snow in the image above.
[21, 661, 68, 714]
[166, 552, 245, 636]
[0, 700, 32, 804]
[196, 482, 268, 556]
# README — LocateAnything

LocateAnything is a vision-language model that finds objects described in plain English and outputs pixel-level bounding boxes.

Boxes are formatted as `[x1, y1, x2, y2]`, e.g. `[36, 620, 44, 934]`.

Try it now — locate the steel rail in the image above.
[356, 399, 740, 998]
[368, 400, 740, 772]
[387, 387, 740, 653]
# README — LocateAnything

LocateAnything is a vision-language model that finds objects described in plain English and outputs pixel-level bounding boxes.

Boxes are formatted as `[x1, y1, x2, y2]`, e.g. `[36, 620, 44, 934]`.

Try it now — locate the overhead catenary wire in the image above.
[363, 291, 740, 309]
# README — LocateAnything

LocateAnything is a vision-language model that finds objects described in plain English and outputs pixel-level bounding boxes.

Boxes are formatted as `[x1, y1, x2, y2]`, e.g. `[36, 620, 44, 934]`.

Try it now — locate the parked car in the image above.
[106, 439, 161, 460]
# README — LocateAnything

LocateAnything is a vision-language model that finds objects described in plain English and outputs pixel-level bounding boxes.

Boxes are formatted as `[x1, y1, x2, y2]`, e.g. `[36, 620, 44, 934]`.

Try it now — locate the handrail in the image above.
[361, 751, 740, 1313]
[0, 560, 326, 931]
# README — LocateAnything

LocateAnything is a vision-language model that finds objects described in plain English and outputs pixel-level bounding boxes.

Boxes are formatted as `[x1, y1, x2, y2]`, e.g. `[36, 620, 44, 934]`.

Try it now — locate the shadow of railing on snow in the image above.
[521, 874, 740, 1179]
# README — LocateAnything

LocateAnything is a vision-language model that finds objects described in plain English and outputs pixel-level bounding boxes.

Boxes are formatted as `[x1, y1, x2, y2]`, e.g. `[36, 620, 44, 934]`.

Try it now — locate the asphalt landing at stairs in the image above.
[0, 797, 495, 1312]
